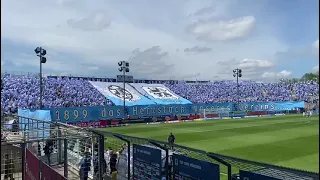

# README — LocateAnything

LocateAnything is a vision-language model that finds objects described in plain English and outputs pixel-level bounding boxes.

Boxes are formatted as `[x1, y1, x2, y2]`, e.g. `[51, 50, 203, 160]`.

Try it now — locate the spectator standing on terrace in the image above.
[109, 151, 118, 175]
[79, 151, 91, 180]
[93, 153, 107, 179]
[11, 120, 18, 132]
[43, 140, 54, 166]
[104, 147, 112, 173]
[30, 142, 38, 155]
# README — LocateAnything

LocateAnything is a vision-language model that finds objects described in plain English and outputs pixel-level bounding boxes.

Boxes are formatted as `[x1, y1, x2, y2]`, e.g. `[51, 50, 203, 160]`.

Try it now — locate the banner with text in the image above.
[89, 81, 156, 106]
[131, 83, 192, 105]
[172, 154, 220, 180]
[67, 120, 120, 127]
[46, 101, 305, 122]
[238, 101, 305, 111]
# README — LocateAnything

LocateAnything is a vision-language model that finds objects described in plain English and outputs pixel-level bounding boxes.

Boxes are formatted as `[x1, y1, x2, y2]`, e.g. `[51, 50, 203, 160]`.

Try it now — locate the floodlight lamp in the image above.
[125, 62, 129, 67]
[238, 69, 242, 73]
[40, 57, 47, 63]
[118, 61, 123, 67]
[125, 68, 129, 73]
[233, 69, 236, 73]
[239, 74, 242, 77]
[40, 49, 46, 56]
[233, 74, 236, 77]
[118, 67, 123, 72]
[34, 47, 41, 54]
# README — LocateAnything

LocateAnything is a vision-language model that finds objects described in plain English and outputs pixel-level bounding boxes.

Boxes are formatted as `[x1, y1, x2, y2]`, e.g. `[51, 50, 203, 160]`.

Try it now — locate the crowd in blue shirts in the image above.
[1, 74, 318, 114]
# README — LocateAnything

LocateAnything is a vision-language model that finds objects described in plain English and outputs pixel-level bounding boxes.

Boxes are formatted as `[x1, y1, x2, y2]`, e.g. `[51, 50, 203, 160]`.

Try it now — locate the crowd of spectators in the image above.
[1, 75, 112, 114]
[165, 81, 319, 104]
[1, 74, 318, 114]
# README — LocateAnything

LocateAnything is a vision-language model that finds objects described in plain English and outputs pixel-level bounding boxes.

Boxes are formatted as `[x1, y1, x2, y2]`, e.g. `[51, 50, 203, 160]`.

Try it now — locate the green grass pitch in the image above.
[101, 114, 319, 174]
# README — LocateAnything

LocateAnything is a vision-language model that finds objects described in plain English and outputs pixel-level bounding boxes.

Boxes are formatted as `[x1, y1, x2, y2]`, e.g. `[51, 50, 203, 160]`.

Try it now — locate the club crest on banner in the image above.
[104, 85, 140, 102]
[142, 86, 179, 100]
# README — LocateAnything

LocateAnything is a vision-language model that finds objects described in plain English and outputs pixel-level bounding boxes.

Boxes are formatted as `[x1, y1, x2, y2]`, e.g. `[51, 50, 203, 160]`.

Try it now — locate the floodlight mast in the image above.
[117, 61, 130, 180]
[34, 47, 47, 109]
[118, 61, 130, 119]
[233, 68, 242, 110]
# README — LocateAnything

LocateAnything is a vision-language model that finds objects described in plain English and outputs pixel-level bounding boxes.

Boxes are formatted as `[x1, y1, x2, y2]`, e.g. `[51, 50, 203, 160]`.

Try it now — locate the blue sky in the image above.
[1, 0, 319, 81]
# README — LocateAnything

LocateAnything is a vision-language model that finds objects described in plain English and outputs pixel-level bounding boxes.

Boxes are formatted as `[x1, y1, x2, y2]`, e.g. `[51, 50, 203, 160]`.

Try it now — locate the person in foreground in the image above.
[79, 151, 91, 180]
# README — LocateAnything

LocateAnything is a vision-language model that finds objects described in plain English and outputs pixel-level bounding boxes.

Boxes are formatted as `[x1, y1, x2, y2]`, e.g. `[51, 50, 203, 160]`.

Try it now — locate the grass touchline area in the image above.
[101, 114, 319, 172]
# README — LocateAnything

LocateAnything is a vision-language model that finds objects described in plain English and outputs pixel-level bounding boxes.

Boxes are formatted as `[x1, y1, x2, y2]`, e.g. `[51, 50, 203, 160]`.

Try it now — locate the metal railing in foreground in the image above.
[88, 128, 319, 180]
[1, 115, 103, 180]
[1, 115, 319, 180]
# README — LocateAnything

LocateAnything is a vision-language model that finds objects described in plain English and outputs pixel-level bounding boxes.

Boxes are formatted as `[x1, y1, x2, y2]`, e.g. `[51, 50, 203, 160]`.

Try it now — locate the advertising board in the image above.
[240, 170, 281, 180]
[133, 144, 162, 180]
[172, 154, 220, 180]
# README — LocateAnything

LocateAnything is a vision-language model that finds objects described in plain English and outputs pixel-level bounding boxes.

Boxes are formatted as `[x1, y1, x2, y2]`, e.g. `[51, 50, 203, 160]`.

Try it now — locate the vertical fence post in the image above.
[207, 152, 232, 180]
[58, 125, 62, 163]
[37, 120, 39, 156]
[38, 148, 42, 180]
[91, 134, 95, 177]
[27, 118, 30, 141]
[98, 134, 105, 180]
[64, 138, 68, 178]
[21, 143, 26, 180]
[127, 140, 131, 180]
[165, 148, 169, 180]
[227, 164, 232, 180]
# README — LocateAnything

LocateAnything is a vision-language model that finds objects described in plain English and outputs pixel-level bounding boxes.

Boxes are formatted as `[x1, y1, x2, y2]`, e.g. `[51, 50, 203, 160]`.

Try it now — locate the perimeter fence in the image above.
[90, 129, 319, 180]
[1, 115, 319, 180]
[1, 115, 103, 180]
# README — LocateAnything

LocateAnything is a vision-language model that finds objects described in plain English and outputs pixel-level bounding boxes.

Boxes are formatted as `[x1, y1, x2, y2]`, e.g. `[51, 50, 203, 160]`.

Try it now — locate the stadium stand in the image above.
[165, 81, 319, 103]
[1, 72, 319, 180]
[1, 75, 113, 114]
[1, 73, 319, 114]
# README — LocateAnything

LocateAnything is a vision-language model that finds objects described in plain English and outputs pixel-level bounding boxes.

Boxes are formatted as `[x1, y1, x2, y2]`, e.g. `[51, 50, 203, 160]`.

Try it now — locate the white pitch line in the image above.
[220, 172, 228, 176]
[156, 118, 315, 133]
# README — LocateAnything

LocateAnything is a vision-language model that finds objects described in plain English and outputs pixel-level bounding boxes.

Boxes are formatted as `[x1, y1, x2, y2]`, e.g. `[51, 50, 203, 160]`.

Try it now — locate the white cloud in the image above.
[184, 46, 212, 53]
[1, 0, 316, 81]
[238, 59, 273, 69]
[184, 0, 231, 19]
[128, 46, 172, 77]
[217, 58, 277, 80]
[88, 66, 99, 70]
[312, 65, 319, 73]
[186, 16, 256, 41]
[262, 70, 292, 79]
[313, 40, 319, 50]
[67, 11, 112, 31]
[313, 40, 319, 56]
